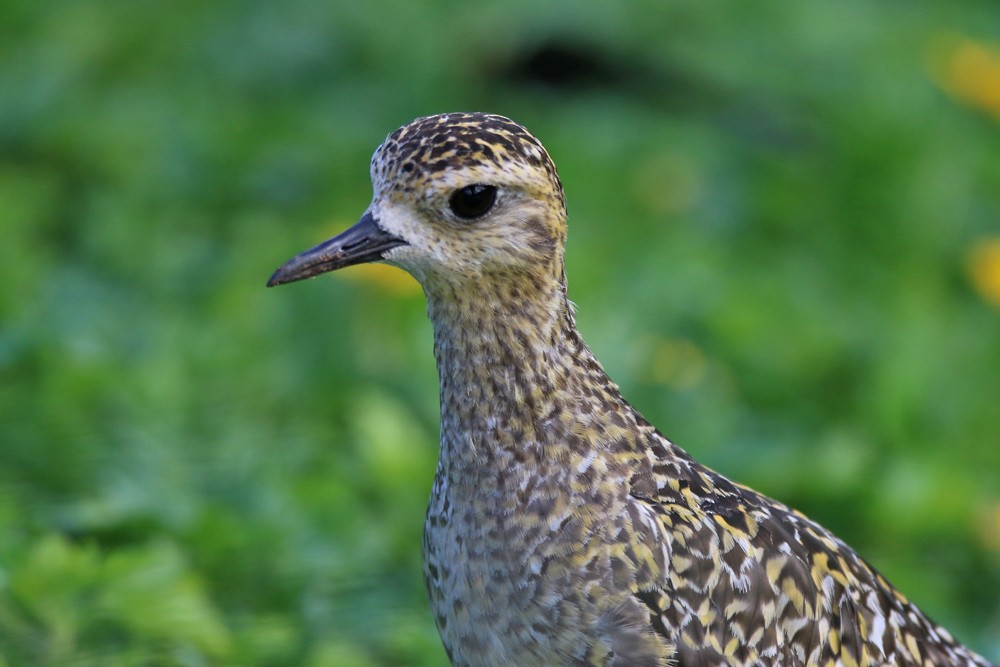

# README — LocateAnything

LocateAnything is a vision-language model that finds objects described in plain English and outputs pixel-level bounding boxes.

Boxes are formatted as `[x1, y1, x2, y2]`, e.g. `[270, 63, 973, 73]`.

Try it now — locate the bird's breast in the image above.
[422, 462, 566, 666]
[420, 439, 666, 667]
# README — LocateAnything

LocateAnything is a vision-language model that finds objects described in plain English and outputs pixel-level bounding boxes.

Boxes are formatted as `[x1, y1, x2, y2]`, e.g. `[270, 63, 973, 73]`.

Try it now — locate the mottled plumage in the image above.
[268, 113, 995, 667]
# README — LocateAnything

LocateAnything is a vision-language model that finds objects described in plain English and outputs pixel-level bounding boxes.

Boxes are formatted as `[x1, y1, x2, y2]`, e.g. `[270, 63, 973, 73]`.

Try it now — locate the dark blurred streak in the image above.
[496, 39, 726, 112]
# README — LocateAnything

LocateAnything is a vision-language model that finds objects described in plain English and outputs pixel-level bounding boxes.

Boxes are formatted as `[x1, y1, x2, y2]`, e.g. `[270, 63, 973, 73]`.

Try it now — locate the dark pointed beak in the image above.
[267, 211, 407, 287]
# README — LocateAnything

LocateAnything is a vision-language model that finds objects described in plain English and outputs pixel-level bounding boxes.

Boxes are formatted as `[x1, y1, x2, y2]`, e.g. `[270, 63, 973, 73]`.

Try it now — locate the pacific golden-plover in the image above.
[268, 113, 995, 667]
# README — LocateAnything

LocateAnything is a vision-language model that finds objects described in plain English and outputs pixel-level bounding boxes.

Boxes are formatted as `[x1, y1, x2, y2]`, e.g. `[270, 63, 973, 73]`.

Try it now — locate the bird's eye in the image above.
[449, 184, 498, 220]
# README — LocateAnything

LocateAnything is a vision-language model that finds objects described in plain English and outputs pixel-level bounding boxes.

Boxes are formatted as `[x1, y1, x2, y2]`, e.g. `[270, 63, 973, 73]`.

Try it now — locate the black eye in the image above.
[449, 184, 497, 220]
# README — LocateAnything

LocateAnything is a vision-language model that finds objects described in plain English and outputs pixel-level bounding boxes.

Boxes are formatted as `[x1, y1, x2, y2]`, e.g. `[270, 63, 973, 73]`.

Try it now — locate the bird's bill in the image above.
[266, 211, 407, 287]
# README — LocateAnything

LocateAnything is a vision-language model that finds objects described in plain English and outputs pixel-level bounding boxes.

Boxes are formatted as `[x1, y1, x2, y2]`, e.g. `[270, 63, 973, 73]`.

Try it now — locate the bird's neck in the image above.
[424, 270, 643, 477]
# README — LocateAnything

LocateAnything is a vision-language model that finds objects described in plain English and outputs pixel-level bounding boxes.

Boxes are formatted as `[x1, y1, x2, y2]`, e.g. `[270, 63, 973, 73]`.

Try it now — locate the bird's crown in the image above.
[371, 112, 564, 204]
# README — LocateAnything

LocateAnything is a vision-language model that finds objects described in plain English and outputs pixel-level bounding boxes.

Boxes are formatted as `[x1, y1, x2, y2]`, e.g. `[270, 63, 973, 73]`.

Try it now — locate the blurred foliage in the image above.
[1, 0, 999, 664]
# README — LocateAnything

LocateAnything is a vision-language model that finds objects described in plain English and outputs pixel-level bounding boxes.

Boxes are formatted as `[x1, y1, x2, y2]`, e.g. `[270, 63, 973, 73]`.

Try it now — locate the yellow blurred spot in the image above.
[967, 237, 1000, 308]
[977, 499, 1000, 553]
[341, 262, 421, 296]
[645, 337, 707, 390]
[931, 36, 1000, 119]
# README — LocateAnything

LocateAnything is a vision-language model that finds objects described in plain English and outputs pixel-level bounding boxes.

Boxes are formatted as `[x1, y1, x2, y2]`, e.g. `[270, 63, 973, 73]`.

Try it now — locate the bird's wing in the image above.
[625, 446, 994, 667]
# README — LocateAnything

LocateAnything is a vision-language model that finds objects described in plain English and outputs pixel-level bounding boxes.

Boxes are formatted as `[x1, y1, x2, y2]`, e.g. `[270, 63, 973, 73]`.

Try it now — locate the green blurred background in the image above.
[2, 0, 999, 664]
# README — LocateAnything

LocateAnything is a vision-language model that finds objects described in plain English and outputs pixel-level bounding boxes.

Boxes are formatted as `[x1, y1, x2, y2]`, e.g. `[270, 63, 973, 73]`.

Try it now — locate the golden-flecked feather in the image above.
[268, 112, 995, 667]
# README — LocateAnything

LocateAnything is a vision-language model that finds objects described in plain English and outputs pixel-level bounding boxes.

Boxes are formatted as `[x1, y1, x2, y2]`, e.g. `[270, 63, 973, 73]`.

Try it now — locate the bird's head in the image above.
[267, 113, 567, 293]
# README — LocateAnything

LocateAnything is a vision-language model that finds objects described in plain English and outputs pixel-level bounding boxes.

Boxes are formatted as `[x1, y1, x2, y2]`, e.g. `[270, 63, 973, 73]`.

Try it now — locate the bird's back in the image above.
[629, 429, 992, 666]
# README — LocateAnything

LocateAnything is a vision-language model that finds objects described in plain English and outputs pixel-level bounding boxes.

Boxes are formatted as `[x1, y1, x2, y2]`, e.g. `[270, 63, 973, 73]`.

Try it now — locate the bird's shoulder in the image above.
[619, 426, 983, 667]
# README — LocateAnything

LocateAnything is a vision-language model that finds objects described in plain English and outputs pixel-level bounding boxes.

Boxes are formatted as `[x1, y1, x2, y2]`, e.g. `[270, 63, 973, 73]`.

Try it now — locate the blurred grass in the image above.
[1, 0, 999, 664]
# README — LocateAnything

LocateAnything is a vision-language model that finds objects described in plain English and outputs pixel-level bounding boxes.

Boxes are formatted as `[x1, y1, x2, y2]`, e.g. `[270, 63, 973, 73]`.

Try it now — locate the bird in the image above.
[267, 113, 995, 667]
